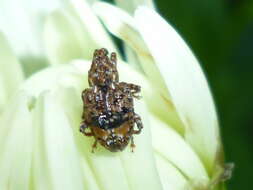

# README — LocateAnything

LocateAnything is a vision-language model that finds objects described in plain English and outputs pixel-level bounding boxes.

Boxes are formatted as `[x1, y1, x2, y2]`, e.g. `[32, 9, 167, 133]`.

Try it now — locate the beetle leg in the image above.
[133, 114, 143, 134]
[91, 139, 98, 153]
[110, 52, 117, 65]
[81, 89, 88, 101]
[132, 94, 142, 99]
[130, 136, 136, 152]
[129, 84, 141, 99]
[80, 122, 93, 136]
[119, 82, 141, 99]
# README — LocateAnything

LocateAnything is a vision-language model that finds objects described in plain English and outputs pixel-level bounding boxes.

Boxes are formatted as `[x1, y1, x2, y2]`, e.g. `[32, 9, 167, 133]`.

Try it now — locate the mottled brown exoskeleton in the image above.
[80, 48, 143, 152]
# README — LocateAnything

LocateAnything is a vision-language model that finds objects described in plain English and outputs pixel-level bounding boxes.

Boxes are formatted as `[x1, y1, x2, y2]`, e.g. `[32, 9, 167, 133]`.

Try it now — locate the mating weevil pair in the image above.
[80, 48, 143, 152]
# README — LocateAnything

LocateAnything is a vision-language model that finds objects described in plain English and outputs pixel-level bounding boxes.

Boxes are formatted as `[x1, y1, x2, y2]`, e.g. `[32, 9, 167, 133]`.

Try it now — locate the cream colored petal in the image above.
[123, 45, 144, 73]
[49, 86, 100, 190]
[135, 7, 220, 174]
[0, 80, 7, 115]
[32, 92, 85, 190]
[115, 0, 155, 14]
[93, 2, 185, 133]
[80, 158, 101, 190]
[0, 0, 62, 75]
[155, 154, 190, 190]
[44, 9, 99, 65]
[66, 0, 119, 55]
[78, 144, 130, 190]
[21, 61, 90, 97]
[0, 92, 33, 189]
[114, 0, 155, 69]
[0, 0, 61, 57]
[86, 0, 98, 4]
[0, 32, 24, 113]
[119, 101, 163, 190]
[150, 115, 209, 188]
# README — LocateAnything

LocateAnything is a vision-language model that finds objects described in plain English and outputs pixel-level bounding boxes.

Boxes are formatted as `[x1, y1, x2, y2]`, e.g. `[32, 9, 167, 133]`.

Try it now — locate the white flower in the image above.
[0, 1, 231, 190]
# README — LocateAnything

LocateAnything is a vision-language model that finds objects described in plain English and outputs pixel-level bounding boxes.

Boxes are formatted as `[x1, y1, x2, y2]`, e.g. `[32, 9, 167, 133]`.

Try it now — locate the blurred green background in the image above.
[154, 0, 253, 189]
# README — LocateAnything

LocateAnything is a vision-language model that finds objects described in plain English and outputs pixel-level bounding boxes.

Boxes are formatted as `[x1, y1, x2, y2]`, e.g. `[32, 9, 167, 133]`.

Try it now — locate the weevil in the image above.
[80, 48, 143, 152]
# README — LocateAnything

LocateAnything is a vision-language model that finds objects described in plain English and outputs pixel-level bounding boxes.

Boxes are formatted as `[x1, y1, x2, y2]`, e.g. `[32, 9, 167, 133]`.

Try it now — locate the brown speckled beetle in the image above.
[80, 48, 143, 152]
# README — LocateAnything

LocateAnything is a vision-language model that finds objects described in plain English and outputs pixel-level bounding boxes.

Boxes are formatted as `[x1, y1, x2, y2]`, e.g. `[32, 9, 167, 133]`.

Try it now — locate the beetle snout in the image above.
[103, 136, 129, 152]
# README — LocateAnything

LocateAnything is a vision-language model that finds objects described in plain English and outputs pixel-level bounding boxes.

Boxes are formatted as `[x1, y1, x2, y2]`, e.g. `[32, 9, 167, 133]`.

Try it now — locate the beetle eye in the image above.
[98, 115, 108, 126]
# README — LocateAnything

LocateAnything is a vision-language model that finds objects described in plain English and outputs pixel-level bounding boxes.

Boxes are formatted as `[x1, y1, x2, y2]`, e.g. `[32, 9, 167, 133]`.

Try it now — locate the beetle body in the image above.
[80, 48, 143, 152]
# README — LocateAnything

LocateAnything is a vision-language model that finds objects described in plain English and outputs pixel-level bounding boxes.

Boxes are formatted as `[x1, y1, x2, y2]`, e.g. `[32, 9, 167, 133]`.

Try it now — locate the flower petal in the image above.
[66, 0, 119, 54]
[21, 61, 90, 97]
[44, 9, 99, 64]
[0, 80, 7, 115]
[32, 92, 85, 190]
[150, 115, 209, 187]
[0, 0, 62, 74]
[155, 154, 190, 190]
[0, 32, 24, 114]
[0, 92, 33, 189]
[119, 101, 163, 190]
[124, 45, 144, 73]
[114, 0, 155, 69]
[115, 0, 155, 14]
[0, 0, 61, 56]
[135, 7, 220, 174]
[27, 83, 99, 189]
